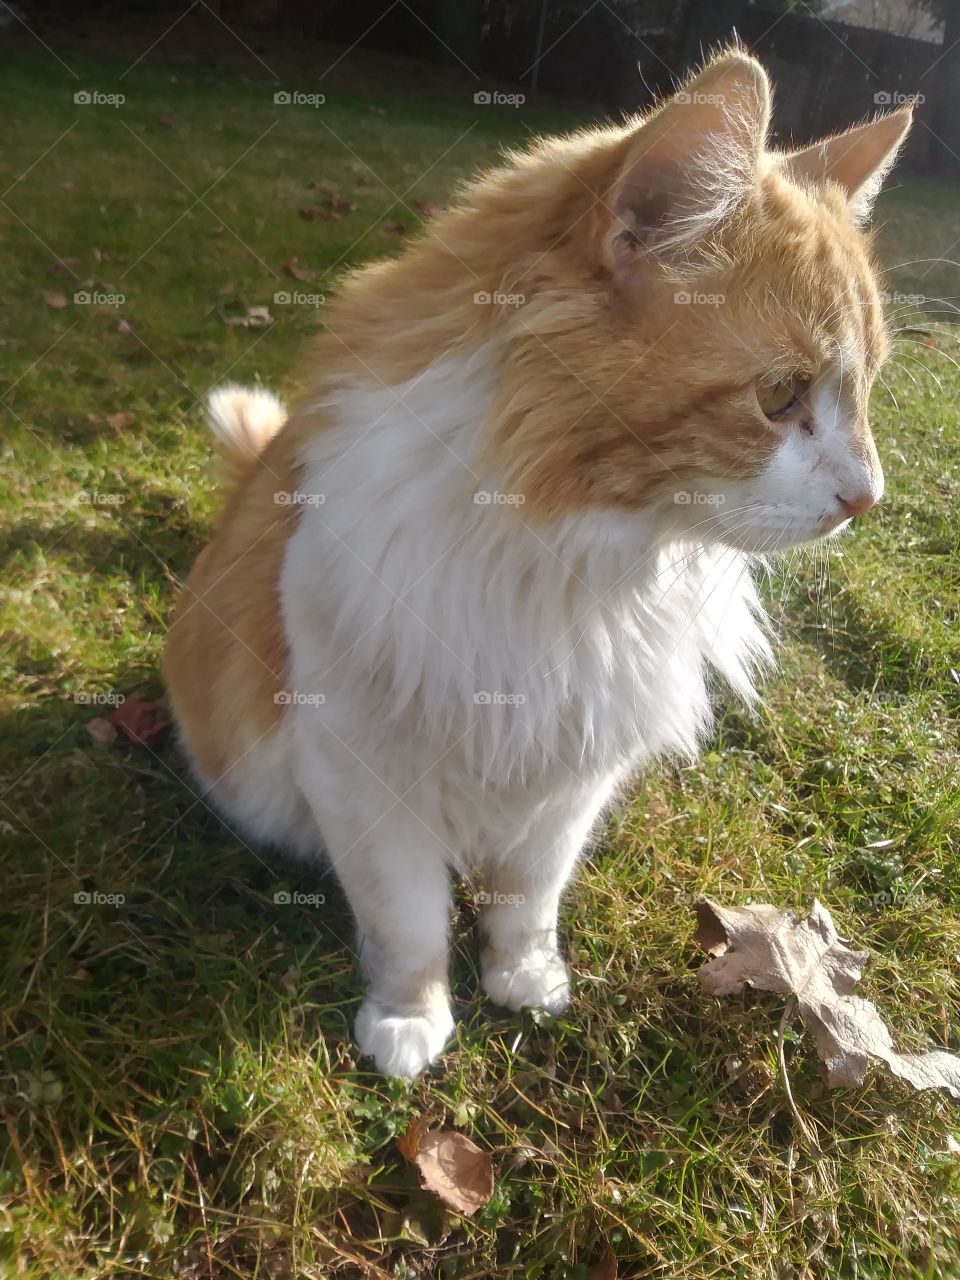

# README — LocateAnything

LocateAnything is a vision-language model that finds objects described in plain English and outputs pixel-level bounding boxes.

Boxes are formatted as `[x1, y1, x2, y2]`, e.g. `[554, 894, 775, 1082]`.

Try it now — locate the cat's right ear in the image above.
[602, 52, 771, 273]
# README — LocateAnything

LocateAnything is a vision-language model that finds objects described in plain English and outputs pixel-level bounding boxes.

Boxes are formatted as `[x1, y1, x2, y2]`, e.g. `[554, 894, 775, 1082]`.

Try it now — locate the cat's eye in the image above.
[756, 374, 809, 420]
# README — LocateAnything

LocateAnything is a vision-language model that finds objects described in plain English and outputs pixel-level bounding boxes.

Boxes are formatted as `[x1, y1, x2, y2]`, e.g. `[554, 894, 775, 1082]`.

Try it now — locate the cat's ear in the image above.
[604, 51, 771, 269]
[780, 106, 913, 222]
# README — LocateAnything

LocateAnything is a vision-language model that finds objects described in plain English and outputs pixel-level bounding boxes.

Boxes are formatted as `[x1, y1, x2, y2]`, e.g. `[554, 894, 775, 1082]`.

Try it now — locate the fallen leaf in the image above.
[43, 290, 68, 308]
[108, 697, 168, 745]
[329, 193, 357, 213]
[299, 205, 336, 221]
[105, 411, 135, 431]
[416, 199, 447, 218]
[694, 899, 960, 1097]
[116, 318, 133, 334]
[85, 717, 118, 746]
[282, 256, 315, 282]
[397, 1111, 436, 1162]
[588, 1244, 618, 1280]
[51, 257, 80, 274]
[221, 303, 273, 329]
[384, 220, 406, 235]
[412, 1130, 493, 1216]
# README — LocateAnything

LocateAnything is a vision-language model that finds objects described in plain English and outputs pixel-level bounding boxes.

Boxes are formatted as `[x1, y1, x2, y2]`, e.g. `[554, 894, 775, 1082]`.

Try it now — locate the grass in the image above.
[2, 31, 960, 1280]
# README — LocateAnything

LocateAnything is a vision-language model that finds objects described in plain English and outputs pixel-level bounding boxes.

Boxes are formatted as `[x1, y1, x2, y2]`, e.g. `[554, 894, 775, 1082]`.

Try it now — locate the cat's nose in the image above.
[836, 491, 877, 518]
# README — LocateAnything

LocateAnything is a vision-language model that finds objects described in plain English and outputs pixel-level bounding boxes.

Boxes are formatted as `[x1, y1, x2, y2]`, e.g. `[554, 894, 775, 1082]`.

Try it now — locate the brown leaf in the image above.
[588, 1245, 618, 1280]
[413, 1130, 493, 1216]
[694, 899, 960, 1097]
[108, 696, 168, 745]
[282, 256, 315, 283]
[383, 220, 406, 235]
[105, 411, 135, 431]
[415, 199, 446, 218]
[43, 291, 68, 308]
[51, 257, 80, 274]
[329, 193, 357, 213]
[299, 205, 334, 221]
[397, 1111, 435, 1162]
[85, 717, 118, 746]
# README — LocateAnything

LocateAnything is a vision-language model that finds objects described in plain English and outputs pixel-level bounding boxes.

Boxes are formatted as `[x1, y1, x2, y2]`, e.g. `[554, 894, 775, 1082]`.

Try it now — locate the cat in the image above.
[164, 50, 912, 1077]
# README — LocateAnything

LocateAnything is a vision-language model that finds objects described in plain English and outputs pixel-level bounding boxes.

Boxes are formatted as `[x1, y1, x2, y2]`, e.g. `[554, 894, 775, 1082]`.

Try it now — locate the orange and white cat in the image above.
[165, 51, 911, 1077]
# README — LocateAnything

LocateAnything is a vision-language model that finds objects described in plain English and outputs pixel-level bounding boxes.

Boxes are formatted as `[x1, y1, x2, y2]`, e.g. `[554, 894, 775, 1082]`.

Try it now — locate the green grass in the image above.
[2, 38, 960, 1280]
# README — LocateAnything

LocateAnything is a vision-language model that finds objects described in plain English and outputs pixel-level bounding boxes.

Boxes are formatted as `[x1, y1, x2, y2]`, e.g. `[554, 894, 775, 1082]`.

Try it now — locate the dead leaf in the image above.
[108, 697, 168, 746]
[51, 257, 80, 274]
[282, 256, 315, 283]
[588, 1245, 618, 1280]
[384, 220, 406, 235]
[299, 205, 336, 222]
[411, 1130, 493, 1216]
[85, 717, 118, 746]
[104, 411, 135, 431]
[329, 193, 357, 213]
[694, 899, 960, 1097]
[397, 1111, 436, 1162]
[43, 291, 68, 308]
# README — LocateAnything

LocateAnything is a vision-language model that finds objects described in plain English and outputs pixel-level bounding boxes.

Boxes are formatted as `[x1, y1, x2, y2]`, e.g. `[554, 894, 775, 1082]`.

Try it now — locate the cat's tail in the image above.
[205, 383, 287, 483]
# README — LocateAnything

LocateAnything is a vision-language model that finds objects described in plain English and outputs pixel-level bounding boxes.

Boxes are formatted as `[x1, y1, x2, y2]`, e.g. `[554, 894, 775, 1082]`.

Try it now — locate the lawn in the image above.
[2, 30, 960, 1280]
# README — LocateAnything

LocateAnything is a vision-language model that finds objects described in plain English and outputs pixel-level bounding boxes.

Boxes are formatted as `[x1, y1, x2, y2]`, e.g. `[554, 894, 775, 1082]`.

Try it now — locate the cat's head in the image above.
[491, 51, 912, 554]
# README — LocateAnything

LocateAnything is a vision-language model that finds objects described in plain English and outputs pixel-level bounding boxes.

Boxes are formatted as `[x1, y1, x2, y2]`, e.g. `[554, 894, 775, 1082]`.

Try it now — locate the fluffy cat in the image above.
[164, 51, 911, 1077]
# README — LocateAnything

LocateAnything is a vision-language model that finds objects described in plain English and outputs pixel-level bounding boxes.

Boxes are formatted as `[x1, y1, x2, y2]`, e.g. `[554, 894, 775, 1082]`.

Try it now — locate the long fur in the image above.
[164, 49, 910, 1078]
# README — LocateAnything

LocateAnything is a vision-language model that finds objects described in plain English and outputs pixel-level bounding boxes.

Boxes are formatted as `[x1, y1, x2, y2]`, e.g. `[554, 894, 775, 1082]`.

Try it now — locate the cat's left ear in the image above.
[603, 51, 771, 271]
[780, 106, 913, 222]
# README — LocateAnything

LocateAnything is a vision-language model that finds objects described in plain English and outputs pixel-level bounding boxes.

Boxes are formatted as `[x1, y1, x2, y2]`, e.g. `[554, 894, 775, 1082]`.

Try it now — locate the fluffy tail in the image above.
[205, 383, 288, 483]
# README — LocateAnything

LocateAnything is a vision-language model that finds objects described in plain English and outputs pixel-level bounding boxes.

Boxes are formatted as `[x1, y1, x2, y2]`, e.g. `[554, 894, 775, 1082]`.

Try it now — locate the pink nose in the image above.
[837, 491, 877, 519]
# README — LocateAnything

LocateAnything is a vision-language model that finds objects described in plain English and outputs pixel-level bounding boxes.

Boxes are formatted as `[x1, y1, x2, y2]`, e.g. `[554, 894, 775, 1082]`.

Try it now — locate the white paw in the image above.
[354, 998, 454, 1079]
[482, 949, 571, 1013]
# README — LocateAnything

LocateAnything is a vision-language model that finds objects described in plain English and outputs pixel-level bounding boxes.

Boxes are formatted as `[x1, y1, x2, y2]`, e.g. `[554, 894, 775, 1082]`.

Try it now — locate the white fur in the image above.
[206, 348, 772, 1077]
[206, 383, 287, 462]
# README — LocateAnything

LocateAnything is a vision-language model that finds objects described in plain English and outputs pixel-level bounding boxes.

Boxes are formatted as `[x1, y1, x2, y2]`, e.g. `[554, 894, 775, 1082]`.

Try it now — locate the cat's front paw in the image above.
[482, 948, 571, 1013]
[354, 998, 454, 1079]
